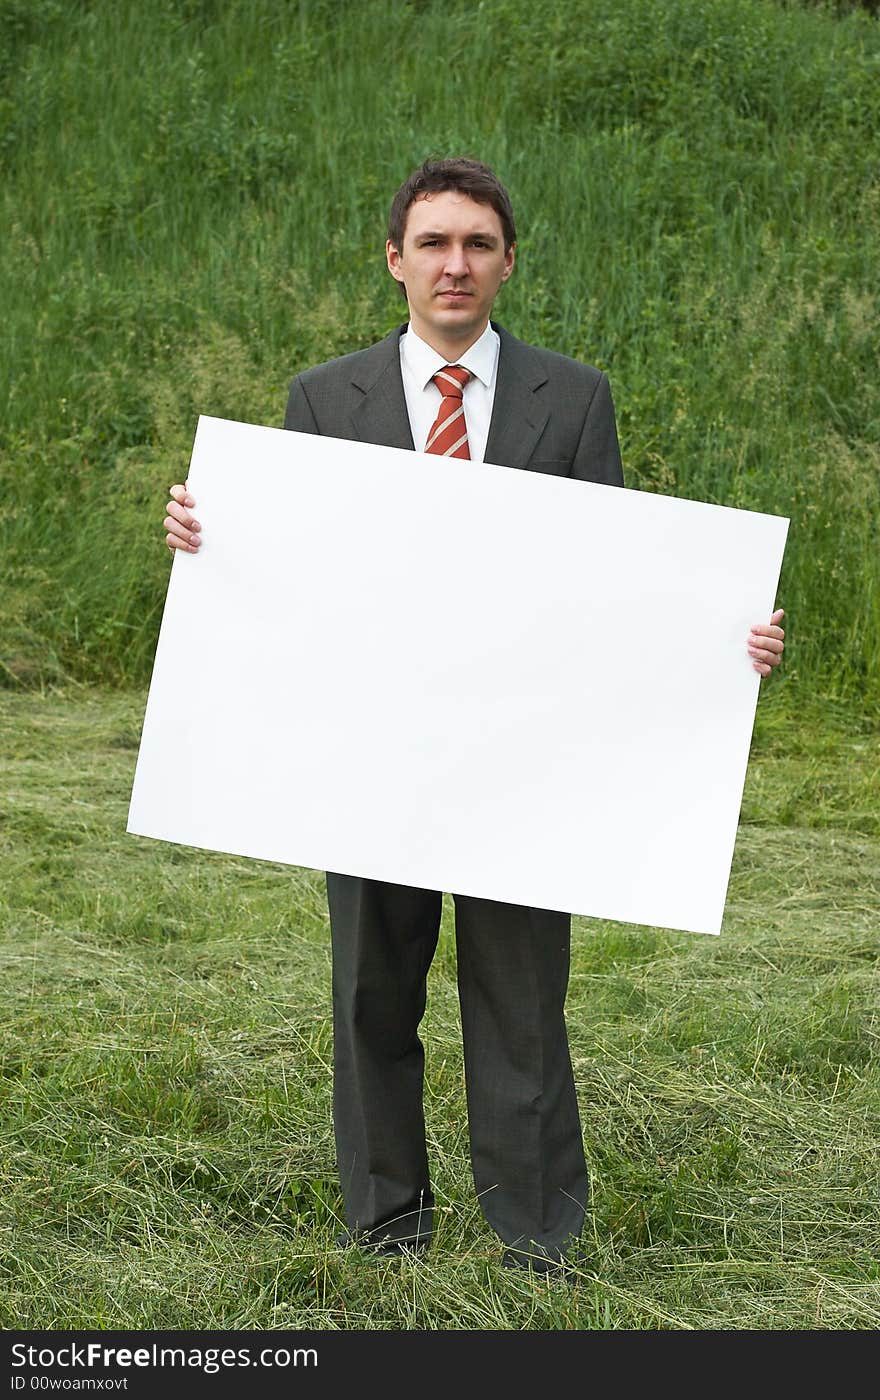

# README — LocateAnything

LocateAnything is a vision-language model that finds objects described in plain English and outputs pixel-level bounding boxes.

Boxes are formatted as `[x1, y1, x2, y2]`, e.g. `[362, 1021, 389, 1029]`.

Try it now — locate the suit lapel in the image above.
[349, 326, 415, 451]
[484, 324, 549, 469]
[347, 322, 548, 465]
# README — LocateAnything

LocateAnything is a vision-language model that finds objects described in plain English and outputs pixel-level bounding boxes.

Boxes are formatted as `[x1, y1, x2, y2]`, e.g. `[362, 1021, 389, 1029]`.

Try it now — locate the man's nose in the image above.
[443, 243, 469, 278]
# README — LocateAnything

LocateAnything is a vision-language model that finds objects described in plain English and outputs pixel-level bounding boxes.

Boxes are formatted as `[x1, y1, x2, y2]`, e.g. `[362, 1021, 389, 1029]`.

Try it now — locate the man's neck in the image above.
[407, 315, 491, 364]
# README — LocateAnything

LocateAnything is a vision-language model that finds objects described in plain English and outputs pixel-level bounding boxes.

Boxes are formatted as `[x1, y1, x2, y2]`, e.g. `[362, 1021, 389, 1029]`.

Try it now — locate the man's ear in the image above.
[500, 242, 516, 283]
[386, 238, 405, 284]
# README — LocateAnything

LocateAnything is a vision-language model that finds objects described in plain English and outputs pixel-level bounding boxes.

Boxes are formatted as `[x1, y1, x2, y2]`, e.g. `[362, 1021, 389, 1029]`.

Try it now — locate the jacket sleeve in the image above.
[571, 372, 624, 487]
[283, 375, 321, 435]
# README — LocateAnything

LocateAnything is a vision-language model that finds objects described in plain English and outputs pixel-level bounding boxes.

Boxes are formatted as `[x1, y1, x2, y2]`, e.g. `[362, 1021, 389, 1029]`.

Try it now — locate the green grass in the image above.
[2, 0, 879, 1331]
[1, 0, 879, 695]
[1, 687, 878, 1329]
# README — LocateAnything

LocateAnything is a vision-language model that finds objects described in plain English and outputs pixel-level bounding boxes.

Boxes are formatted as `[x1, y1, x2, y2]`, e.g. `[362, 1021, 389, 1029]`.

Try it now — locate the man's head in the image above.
[386, 157, 516, 358]
[388, 157, 517, 259]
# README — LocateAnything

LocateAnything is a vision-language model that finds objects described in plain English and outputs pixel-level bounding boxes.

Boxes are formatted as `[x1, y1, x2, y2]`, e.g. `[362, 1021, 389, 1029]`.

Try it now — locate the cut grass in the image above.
[1, 688, 878, 1329]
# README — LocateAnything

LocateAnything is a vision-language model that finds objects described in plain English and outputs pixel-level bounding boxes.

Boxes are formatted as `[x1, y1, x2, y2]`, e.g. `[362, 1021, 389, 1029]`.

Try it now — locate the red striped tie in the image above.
[425, 364, 472, 458]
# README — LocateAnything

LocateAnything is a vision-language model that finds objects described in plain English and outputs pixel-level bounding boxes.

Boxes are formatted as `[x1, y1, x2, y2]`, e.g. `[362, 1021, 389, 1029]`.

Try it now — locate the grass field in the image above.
[2, 686, 878, 1330]
[1, 0, 879, 696]
[2, 0, 878, 1334]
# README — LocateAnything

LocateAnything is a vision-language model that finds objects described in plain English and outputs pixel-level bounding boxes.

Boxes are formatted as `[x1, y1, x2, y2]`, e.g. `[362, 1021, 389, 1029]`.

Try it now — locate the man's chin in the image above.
[427, 306, 483, 333]
[409, 306, 489, 350]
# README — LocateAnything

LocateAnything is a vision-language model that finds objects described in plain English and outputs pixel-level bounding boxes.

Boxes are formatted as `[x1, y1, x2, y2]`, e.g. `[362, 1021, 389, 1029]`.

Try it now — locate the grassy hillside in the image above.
[1, 0, 878, 697]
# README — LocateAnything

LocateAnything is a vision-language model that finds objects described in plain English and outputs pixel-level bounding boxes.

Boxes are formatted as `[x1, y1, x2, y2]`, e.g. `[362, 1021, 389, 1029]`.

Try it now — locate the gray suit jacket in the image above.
[283, 322, 624, 486]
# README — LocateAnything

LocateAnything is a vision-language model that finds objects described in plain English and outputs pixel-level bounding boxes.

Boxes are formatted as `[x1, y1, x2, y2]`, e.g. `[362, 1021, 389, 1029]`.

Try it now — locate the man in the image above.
[163, 158, 785, 1271]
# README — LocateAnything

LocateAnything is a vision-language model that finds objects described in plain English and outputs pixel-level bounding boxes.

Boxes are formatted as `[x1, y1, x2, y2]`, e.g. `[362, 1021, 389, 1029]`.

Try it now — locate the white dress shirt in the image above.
[398, 322, 500, 464]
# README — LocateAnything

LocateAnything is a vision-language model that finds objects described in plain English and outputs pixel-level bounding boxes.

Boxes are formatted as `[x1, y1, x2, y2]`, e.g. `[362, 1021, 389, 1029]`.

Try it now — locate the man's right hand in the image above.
[164, 484, 201, 553]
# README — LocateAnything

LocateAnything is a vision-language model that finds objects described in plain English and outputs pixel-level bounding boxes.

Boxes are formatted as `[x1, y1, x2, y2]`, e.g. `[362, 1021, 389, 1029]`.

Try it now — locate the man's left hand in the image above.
[748, 609, 785, 677]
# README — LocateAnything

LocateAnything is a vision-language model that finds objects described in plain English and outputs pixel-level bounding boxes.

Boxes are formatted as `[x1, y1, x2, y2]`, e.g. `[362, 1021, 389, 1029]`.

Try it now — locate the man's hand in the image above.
[748, 609, 785, 677]
[164, 484, 201, 553]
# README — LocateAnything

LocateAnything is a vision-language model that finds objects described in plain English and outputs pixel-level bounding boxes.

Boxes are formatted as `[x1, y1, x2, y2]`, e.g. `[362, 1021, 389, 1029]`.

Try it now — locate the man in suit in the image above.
[163, 157, 785, 1271]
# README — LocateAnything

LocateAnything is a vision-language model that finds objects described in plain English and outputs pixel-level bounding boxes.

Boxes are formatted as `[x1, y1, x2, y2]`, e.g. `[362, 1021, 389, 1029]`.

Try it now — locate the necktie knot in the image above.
[431, 364, 471, 401]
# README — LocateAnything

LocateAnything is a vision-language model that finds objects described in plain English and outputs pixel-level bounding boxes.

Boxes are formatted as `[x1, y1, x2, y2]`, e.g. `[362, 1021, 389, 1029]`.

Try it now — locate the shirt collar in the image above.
[401, 321, 500, 390]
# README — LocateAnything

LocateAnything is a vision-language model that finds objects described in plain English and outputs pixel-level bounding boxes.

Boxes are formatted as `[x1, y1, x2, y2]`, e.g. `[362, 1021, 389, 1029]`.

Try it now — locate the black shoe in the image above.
[337, 1230, 430, 1258]
[500, 1242, 578, 1274]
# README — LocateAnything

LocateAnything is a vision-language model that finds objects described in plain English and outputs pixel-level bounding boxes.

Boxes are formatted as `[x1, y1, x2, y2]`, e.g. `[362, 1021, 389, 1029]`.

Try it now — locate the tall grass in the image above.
[1, 0, 878, 697]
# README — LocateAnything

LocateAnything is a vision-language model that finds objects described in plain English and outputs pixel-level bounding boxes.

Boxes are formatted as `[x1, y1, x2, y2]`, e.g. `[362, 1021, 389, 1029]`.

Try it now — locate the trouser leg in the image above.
[326, 872, 441, 1245]
[452, 895, 587, 1261]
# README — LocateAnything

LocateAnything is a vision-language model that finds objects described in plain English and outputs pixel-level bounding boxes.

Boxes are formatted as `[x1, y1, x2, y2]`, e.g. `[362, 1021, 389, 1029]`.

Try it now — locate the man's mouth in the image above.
[436, 289, 472, 299]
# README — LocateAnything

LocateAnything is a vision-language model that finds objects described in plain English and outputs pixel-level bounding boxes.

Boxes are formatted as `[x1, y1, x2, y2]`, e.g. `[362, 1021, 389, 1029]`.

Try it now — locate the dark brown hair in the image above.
[387, 157, 517, 254]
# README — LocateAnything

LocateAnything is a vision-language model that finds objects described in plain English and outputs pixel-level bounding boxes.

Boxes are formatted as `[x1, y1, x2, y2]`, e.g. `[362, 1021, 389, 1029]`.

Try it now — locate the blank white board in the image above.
[128, 416, 788, 935]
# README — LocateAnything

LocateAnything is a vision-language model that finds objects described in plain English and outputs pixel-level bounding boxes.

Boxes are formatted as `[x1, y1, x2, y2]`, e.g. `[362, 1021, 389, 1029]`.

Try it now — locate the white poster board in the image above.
[128, 416, 788, 936]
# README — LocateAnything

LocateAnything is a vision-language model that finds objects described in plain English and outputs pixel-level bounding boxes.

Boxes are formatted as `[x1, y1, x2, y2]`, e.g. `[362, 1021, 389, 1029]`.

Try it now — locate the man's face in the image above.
[386, 190, 515, 350]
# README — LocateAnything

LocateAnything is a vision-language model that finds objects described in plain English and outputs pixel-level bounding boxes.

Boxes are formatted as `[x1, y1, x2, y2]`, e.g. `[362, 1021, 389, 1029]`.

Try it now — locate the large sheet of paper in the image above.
[128, 416, 788, 936]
